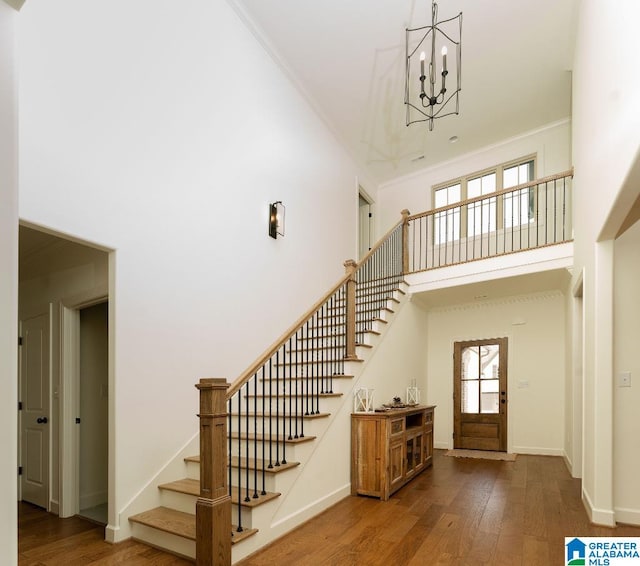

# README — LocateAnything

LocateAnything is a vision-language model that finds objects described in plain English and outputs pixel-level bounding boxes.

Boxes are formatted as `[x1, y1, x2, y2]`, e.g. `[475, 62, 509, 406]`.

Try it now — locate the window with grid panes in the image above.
[432, 156, 536, 242]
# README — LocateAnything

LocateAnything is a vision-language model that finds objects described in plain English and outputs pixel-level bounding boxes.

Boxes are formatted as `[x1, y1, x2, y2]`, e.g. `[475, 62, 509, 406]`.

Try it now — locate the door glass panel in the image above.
[461, 380, 479, 413]
[461, 344, 500, 414]
[480, 379, 499, 413]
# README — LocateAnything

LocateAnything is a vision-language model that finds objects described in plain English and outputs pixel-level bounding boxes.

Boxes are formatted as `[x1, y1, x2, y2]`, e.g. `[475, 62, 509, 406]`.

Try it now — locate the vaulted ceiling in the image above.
[231, 0, 578, 184]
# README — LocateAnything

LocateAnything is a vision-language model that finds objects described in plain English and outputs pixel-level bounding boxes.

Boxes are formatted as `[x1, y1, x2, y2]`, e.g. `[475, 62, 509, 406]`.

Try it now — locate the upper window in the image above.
[433, 156, 536, 243]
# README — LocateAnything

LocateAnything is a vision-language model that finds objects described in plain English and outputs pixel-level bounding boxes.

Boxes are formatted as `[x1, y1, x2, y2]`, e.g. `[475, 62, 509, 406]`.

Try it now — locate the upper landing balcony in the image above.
[402, 170, 573, 294]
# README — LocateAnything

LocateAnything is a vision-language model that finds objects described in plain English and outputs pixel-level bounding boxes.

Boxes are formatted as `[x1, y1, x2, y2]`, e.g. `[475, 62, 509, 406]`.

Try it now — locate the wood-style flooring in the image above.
[18, 502, 192, 565]
[237, 450, 640, 566]
[18, 450, 640, 565]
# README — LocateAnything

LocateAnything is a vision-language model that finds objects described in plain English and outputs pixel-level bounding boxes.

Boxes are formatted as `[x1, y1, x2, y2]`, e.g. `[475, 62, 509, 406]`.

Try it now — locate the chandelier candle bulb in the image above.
[441, 45, 447, 72]
[420, 51, 426, 77]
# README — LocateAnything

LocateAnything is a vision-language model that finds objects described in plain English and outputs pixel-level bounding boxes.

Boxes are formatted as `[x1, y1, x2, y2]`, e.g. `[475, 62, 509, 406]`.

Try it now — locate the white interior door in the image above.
[20, 312, 50, 509]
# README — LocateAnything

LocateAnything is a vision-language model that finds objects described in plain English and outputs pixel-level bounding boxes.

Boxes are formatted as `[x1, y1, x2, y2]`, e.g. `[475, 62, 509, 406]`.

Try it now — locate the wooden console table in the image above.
[351, 405, 435, 501]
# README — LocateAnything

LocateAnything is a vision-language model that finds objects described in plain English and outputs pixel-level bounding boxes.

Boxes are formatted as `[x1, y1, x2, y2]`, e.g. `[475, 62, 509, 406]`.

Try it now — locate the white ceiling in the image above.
[231, 0, 578, 184]
[410, 268, 571, 309]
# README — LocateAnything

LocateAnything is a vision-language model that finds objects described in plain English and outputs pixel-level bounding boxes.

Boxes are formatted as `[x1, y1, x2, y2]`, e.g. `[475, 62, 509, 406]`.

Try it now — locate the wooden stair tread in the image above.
[258, 374, 354, 382]
[128, 506, 257, 545]
[244, 392, 344, 398]
[130, 506, 195, 540]
[158, 478, 281, 508]
[185, 455, 300, 473]
[229, 432, 317, 443]
[228, 411, 331, 419]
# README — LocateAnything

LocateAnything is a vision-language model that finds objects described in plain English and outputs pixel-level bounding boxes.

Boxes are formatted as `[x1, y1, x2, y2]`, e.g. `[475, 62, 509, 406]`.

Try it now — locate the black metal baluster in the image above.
[281, 346, 287, 465]
[244, 383, 250, 502]
[288, 337, 292, 441]
[227, 398, 233, 526]
[275, 350, 280, 467]
[260, 366, 266, 495]
[236, 392, 243, 530]
[314, 310, 319, 414]
[304, 320, 310, 417]
[562, 177, 567, 241]
[554, 179, 558, 243]
[535, 183, 539, 247]
[544, 181, 549, 243]
[252, 373, 258, 499]
[268, 358, 273, 469]
[294, 331, 300, 439]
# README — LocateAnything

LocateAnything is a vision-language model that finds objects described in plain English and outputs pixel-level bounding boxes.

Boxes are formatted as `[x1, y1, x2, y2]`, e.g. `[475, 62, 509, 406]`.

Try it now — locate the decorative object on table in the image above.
[353, 388, 375, 413]
[406, 378, 421, 406]
[382, 396, 407, 409]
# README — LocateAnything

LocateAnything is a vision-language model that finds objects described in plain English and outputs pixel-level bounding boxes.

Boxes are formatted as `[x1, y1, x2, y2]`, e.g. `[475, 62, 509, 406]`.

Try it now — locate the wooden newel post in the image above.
[196, 378, 231, 566]
[401, 209, 411, 275]
[344, 259, 358, 361]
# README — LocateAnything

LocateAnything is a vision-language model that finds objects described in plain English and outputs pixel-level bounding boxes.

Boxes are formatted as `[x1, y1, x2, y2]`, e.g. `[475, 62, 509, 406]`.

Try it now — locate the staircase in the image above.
[128, 230, 408, 562]
[127, 170, 574, 564]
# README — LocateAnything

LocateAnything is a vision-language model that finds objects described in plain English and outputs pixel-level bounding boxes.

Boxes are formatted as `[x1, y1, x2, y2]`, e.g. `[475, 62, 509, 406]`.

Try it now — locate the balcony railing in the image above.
[404, 169, 573, 272]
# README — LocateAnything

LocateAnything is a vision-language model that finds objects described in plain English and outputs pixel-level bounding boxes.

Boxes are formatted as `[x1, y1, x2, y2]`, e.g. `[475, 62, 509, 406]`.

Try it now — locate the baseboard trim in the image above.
[511, 446, 564, 456]
[582, 488, 616, 527]
[271, 484, 351, 531]
[105, 524, 124, 543]
[614, 507, 640, 526]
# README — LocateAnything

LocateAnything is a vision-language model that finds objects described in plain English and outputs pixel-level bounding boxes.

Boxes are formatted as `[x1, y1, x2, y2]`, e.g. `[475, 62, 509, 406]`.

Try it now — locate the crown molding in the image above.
[428, 290, 564, 315]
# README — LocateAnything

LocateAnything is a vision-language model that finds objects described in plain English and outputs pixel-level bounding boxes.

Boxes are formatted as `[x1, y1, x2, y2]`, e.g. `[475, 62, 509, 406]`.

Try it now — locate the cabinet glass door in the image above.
[406, 438, 414, 474]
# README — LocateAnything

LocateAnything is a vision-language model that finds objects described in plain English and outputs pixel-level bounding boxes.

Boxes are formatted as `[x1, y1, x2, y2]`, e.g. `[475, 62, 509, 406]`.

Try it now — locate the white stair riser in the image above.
[158, 489, 256, 529]
[130, 522, 195, 560]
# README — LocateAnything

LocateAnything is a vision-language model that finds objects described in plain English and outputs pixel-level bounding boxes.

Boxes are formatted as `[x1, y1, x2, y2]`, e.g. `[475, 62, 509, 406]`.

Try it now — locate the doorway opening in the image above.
[77, 301, 109, 524]
[18, 224, 110, 524]
[358, 188, 374, 260]
[453, 337, 508, 451]
[571, 276, 584, 478]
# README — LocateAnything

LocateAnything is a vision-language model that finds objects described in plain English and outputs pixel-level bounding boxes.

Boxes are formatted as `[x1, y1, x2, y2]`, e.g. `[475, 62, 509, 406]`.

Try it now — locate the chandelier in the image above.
[404, 1, 462, 130]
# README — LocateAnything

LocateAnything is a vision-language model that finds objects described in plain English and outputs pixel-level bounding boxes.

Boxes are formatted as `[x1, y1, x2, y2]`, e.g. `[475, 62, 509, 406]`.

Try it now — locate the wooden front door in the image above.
[453, 338, 507, 451]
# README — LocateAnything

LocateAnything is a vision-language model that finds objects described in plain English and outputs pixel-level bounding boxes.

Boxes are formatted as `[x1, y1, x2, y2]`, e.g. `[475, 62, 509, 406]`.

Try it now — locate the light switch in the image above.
[618, 372, 631, 388]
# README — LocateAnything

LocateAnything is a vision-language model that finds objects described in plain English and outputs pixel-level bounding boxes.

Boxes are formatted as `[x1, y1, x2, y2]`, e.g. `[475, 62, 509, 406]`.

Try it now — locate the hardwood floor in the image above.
[18, 502, 192, 565]
[237, 450, 640, 566]
[18, 451, 640, 565]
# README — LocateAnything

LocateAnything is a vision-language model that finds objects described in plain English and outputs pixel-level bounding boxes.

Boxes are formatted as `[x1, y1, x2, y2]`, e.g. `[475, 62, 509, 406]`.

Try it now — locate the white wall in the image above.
[18, 0, 370, 539]
[426, 291, 566, 454]
[0, 2, 19, 564]
[571, 0, 640, 525]
[613, 221, 640, 524]
[376, 119, 571, 231]
[354, 297, 429, 407]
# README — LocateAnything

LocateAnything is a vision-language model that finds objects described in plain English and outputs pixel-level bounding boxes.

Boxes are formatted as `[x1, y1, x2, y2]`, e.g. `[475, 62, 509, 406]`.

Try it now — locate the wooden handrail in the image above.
[355, 217, 404, 267]
[408, 168, 574, 222]
[227, 215, 407, 399]
[226, 272, 351, 398]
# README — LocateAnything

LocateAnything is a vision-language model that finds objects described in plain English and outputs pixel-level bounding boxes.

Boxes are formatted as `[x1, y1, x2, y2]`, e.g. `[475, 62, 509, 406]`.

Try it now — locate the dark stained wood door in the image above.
[453, 338, 508, 451]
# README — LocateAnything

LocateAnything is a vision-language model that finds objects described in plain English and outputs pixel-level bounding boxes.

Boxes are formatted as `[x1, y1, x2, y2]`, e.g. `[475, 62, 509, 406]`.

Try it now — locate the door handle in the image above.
[37, 417, 48, 424]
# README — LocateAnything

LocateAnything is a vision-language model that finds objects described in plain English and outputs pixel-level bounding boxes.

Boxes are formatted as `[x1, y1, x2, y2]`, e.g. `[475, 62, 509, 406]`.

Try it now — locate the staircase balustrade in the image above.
[405, 169, 573, 272]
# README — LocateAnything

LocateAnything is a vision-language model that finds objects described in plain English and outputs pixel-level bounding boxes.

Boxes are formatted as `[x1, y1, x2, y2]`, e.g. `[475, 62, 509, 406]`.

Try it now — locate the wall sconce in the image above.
[268, 201, 285, 239]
